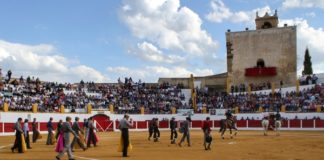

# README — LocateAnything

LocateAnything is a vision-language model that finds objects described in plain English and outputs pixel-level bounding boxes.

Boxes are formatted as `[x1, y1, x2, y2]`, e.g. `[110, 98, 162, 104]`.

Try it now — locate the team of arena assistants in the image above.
[11, 116, 99, 160]
[147, 116, 213, 150]
[11, 114, 215, 159]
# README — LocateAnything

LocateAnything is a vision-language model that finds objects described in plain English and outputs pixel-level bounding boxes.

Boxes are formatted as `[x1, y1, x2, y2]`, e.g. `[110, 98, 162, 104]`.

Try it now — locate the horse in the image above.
[219, 117, 238, 139]
[274, 120, 282, 136]
[261, 118, 269, 136]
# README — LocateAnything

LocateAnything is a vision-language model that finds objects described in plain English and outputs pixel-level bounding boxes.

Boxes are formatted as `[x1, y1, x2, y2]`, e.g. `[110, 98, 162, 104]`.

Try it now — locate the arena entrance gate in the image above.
[91, 114, 114, 132]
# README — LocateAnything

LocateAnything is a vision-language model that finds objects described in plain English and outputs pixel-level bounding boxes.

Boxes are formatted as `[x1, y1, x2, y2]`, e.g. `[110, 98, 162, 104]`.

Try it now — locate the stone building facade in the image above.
[226, 11, 297, 88]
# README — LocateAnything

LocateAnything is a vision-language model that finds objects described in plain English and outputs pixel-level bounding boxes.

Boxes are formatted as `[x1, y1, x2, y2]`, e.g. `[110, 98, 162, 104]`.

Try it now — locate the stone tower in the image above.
[255, 10, 278, 30]
[226, 11, 297, 88]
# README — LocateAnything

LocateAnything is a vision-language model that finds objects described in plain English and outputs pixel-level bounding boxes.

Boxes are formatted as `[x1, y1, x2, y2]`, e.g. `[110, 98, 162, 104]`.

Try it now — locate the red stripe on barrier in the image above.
[137, 121, 147, 129]
[315, 120, 324, 128]
[214, 120, 221, 127]
[4, 123, 15, 132]
[39, 122, 48, 131]
[0, 122, 3, 132]
[302, 120, 314, 128]
[159, 121, 168, 128]
[191, 120, 202, 128]
[281, 120, 288, 128]
[248, 120, 262, 127]
[237, 120, 247, 127]
[2, 119, 324, 133]
[290, 120, 301, 128]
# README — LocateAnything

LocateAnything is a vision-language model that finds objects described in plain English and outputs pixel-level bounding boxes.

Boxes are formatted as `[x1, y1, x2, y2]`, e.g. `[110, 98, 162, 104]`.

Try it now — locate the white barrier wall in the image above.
[1, 111, 324, 123]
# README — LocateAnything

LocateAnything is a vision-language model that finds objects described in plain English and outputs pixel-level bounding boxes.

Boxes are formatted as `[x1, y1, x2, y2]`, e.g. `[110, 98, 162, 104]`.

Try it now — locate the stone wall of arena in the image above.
[1, 111, 324, 136]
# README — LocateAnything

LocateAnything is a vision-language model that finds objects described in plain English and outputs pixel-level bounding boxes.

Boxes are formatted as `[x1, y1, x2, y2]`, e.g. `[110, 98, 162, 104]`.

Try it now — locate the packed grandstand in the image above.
[1, 69, 323, 114]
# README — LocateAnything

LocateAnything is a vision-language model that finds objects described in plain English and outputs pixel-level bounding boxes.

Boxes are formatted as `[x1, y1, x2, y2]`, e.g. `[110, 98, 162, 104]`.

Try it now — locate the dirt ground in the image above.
[1, 130, 324, 160]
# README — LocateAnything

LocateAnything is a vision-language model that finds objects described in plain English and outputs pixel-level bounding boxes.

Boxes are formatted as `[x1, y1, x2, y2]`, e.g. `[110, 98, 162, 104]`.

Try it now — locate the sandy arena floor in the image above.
[1, 130, 324, 160]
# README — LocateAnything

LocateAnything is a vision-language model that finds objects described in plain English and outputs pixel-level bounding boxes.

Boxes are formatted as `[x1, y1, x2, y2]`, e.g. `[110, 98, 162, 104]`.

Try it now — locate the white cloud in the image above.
[0, 40, 108, 83]
[282, 0, 324, 9]
[206, 0, 271, 23]
[121, 0, 218, 57]
[279, 18, 324, 74]
[129, 41, 185, 64]
[305, 12, 316, 17]
[107, 66, 214, 82]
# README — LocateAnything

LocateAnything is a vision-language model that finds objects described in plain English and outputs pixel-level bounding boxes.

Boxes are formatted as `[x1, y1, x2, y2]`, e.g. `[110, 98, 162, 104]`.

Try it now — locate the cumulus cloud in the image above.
[0, 40, 108, 83]
[206, 0, 271, 24]
[129, 41, 185, 64]
[120, 0, 218, 57]
[282, 0, 324, 9]
[279, 18, 324, 74]
[107, 66, 214, 82]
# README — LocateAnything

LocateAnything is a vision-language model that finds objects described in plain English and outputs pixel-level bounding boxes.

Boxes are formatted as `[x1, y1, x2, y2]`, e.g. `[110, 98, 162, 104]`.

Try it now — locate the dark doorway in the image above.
[257, 59, 265, 68]
[262, 22, 272, 29]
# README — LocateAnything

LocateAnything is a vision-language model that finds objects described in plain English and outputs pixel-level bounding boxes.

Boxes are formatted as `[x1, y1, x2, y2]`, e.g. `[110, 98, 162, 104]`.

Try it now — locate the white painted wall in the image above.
[1, 111, 324, 123]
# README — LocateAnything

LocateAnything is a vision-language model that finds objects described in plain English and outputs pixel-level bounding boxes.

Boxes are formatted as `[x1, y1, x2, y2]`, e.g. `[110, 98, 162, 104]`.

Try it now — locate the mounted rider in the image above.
[225, 110, 234, 123]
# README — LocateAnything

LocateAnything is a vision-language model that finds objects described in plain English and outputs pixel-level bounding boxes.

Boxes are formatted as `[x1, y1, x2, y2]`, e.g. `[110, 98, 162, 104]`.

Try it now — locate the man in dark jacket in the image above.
[11, 117, 23, 153]
[178, 117, 191, 147]
[71, 117, 86, 151]
[153, 118, 160, 142]
[148, 118, 154, 141]
[32, 118, 39, 143]
[46, 117, 54, 145]
[170, 117, 177, 144]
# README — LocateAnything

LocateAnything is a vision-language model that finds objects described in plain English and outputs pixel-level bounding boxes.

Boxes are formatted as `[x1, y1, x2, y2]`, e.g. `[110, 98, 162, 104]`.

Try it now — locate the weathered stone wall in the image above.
[226, 26, 297, 87]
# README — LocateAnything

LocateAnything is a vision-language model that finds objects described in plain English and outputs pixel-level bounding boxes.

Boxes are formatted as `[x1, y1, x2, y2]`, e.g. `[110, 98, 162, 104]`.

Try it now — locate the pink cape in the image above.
[87, 131, 99, 143]
[55, 132, 64, 152]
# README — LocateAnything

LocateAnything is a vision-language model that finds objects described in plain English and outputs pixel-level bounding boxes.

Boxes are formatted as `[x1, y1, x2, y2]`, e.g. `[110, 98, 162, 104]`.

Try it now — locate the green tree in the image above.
[302, 48, 313, 75]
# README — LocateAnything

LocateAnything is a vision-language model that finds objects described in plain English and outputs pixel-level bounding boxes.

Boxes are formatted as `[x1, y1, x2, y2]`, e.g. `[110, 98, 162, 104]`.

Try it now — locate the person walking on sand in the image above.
[118, 114, 133, 157]
[178, 117, 191, 147]
[55, 116, 79, 160]
[11, 118, 24, 153]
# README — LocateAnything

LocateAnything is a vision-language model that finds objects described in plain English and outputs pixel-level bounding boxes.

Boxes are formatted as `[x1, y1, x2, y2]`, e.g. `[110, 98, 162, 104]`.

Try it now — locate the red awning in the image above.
[245, 67, 277, 77]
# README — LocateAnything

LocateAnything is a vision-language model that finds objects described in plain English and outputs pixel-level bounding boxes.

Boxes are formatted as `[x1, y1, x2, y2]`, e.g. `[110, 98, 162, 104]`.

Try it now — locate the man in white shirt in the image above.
[118, 114, 133, 157]
[23, 119, 32, 149]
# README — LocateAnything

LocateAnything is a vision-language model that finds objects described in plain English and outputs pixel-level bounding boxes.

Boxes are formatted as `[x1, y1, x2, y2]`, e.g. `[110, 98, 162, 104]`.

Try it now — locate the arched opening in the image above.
[91, 114, 110, 121]
[257, 59, 265, 68]
[262, 22, 272, 29]
[91, 114, 113, 132]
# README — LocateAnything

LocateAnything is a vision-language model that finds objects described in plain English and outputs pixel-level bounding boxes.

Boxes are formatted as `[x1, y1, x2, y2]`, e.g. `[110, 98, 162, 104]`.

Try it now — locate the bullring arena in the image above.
[1, 111, 324, 160]
[1, 4, 324, 159]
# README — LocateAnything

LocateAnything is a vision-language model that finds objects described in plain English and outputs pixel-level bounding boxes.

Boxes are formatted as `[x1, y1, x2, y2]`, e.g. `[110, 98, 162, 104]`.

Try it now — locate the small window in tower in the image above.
[262, 22, 272, 29]
[257, 59, 265, 68]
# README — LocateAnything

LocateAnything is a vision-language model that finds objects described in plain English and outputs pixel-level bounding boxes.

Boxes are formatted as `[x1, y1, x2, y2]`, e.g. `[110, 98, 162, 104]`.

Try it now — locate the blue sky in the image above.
[0, 0, 323, 83]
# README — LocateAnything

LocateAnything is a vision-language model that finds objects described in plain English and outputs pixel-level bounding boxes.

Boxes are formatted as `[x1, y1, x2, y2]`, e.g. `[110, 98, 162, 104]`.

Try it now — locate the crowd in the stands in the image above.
[1, 68, 323, 114]
[0, 69, 186, 114]
[194, 83, 324, 113]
